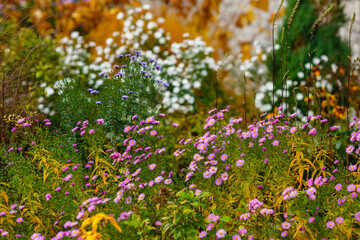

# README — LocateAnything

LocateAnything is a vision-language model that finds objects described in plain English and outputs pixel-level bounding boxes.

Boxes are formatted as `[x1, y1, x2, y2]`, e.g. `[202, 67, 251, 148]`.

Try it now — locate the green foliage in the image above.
[265, 0, 349, 111]
[54, 54, 164, 135]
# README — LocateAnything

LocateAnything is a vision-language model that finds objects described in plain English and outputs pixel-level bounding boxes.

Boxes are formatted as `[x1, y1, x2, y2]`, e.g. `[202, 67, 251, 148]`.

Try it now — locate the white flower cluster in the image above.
[55, 5, 218, 113]
[253, 52, 341, 116]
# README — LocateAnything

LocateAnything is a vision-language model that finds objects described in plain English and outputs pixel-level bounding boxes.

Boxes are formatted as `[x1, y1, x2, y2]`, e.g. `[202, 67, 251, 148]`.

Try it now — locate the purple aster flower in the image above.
[336, 217, 344, 224]
[355, 212, 360, 221]
[326, 221, 335, 229]
[216, 229, 226, 238]
[282, 221, 291, 229]
[199, 231, 207, 238]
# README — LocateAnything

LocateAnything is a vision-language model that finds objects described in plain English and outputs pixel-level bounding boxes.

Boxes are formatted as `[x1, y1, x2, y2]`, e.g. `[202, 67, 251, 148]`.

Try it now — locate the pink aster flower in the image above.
[347, 184, 356, 192]
[349, 165, 357, 172]
[308, 128, 317, 135]
[351, 192, 358, 198]
[138, 193, 145, 201]
[125, 196, 132, 204]
[208, 213, 215, 221]
[335, 184, 342, 191]
[45, 193, 52, 201]
[236, 159, 245, 167]
[355, 212, 360, 221]
[282, 221, 291, 229]
[221, 172, 229, 181]
[215, 178, 223, 186]
[172, 123, 179, 127]
[164, 179, 172, 185]
[336, 217, 344, 224]
[272, 140, 279, 146]
[199, 231, 207, 238]
[89, 129, 94, 134]
[232, 235, 241, 240]
[346, 145, 355, 154]
[16, 217, 24, 223]
[155, 176, 163, 183]
[326, 221, 335, 229]
[281, 231, 288, 237]
[308, 217, 315, 223]
[195, 189, 202, 196]
[208, 153, 216, 160]
[155, 221, 162, 226]
[220, 154, 228, 161]
[97, 119, 104, 125]
[239, 228, 247, 235]
[216, 229, 226, 238]
[150, 130, 157, 136]
[207, 222, 214, 231]
[148, 164, 156, 170]
[290, 127, 297, 133]
[203, 171, 211, 178]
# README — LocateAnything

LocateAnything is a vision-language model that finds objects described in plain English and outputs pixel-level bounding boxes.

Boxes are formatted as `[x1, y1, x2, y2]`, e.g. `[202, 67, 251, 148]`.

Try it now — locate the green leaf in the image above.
[220, 216, 232, 222]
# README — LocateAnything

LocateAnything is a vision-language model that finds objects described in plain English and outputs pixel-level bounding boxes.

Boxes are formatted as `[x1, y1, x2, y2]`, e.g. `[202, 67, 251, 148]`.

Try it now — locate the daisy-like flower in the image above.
[172, 123, 179, 127]
[282, 221, 291, 229]
[207, 222, 214, 231]
[195, 189, 202, 196]
[347, 184, 356, 192]
[239, 228, 247, 235]
[335, 184, 342, 191]
[336, 217, 344, 224]
[89, 129, 94, 134]
[209, 167, 217, 174]
[164, 179, 172, 185]
[215, 178, 223, 186]
[189, 184, 197, 189]
[16, 217, 23, 223]
[308, 128, 317, 135]
[71, 230, 79, 237]
[208, 153, 216, 160]
[150, 130, 157, 136]
[45, 193, 52, 201]
[309, 194, 316, 200]
[236, 159, 245, 167]
[289, 191, 298, 198]
[272, 140, 279, 146]
[306, 187, 316, 195]
[221, 172, 229, 181]
[148, 164, 156, 170]
[125, 196, 132, 204]
[208, 213, 215, 221]
[290, 127, 297, 133]
[199, 231, 207, 238]
[138, 193, 145, 201]
[346, 145, 355, 154]
[203, 171, 211, 178]
[155, 176, 163, 183]
[155, 221, 162, 226]
[220, 154, 228, 161]
[232, 234, 241, 240]
[309, 217, 315, 223]
[326, 221, 335, 229]
[281, 231, 287, 237]
[349, 165, 357, 172]
[355, 212, 360, 221]
[351, 192, 358, 199]
[216, 229, 226, 238]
